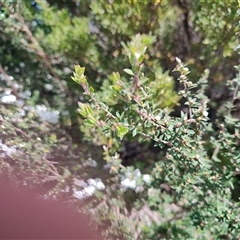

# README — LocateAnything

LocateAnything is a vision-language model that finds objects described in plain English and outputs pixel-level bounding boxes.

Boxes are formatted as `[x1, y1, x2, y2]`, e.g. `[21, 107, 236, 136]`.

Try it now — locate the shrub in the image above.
[72, 35, 240, 239]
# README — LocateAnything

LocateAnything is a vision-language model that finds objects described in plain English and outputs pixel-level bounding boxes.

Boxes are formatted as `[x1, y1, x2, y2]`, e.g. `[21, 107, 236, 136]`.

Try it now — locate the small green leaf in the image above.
[85, 118, 96, 126]
[111, 72, 121, 83]
[78, 108, 87, 118]
[49, 134, 57, 144]
[116, 125, 129, 139]
[123, 68, 135, 76]
[132, 127, 137, 137]
[89, 86, 94, 93]
[75, 65, 85, 76]
[72, 65, 88, 85]
[111, 84, 121, 92]
[138, 55, 144, 64]
[85, 104, 93, 116]
[78, 102, 93, 119]
[129, 53, 135, 66]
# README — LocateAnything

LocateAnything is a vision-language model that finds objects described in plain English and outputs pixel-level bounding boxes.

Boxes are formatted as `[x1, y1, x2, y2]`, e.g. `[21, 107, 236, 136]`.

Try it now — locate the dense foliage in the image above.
[0, 0, 240, 239]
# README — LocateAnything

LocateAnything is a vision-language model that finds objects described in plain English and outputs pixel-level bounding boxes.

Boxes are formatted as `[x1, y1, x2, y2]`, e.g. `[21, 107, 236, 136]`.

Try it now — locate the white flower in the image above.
[121, 178, 136, 189]
[83, 186, 96, 197]
[64, 186, 70, 192]
[103, 163, 111, 169]
[44, 84, 54, 91]
[15, 100, 25, 107]
[143, 174, 151, 184]
[73, 178, 105, 200]
[0, 141, 16, 157]
[19, 62, 25, 68]
[63, 67, 72, 74]
[135, 52, 141, 59]
[1, 94, 17, 104]
[133, 169, 141, 178]
[87, 178, 96, 186]
[72, 188, 85, 199]
[86, 159, 97, 167]
[73, 179, 88, 188]
[95, 180, 105, 190]
[135, 186, 144, 193]
[87, 178, 105, 190]
[72, 186, 96, 199]
[19, 90, 31, 99]
[35, 105, 59, 124]
[125, 171, 132, 178]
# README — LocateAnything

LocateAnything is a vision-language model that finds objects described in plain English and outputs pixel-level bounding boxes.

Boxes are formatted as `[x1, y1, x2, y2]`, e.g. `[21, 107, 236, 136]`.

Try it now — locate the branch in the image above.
[176, 0, 192, 43]
[15, 14, 72, 102]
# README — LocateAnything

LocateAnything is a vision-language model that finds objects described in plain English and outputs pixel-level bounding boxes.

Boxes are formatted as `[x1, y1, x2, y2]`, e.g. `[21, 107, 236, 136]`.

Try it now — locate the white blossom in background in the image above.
[120, 169, 140, 190]
[87, 178, 105, 190]
[103, 163, 111, 169]
[143, 174, 151, 184]
[4, 89, 11, 95]
[62, 186, 70, 193]
[19, 62, 25, 68]
[35, 105, 59, 124]
[19, 90, 31, 99]
[72, 178, 105, 199]
[86, 158, 97, 167]
[44, 83, 54, 91]
[120, 168, 150, 191]
[121, 178, 137, 190]
[73, 179, 88, 188]
[63, 67, 72, 74]
[83, 185, 96, 196]
[13, 83, 21, 89]
[73, 186, 96, 199]
[0, 141, 16, 157]
[72, 188, 85, 199]
[0, 74, 14, 81]
[1, 94, 17, 104]
[18, 108, 26, 117]
[23, 105, 35, 112]
[14, 67, 20, 73]
[135, 185, 144, 193]
[133, 169, 141, 178]
[15, 100, 25, 107]
[61, 110, 70, 116]
[31, 20, 37, 27]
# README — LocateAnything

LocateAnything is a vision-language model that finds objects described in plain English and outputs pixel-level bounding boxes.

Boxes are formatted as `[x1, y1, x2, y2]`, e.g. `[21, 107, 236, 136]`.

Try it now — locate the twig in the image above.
[211, 144, 220, 160]
[0, 64, 20, 99]
[43, 160, 60, 179]
[232, 70, 239, 102]
[1, 117, 32, 140]
[133, 73, 139, 94]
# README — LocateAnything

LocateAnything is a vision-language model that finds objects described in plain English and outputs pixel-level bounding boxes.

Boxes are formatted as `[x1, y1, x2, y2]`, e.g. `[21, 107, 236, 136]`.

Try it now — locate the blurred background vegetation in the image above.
[0, 0, 239, 239]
